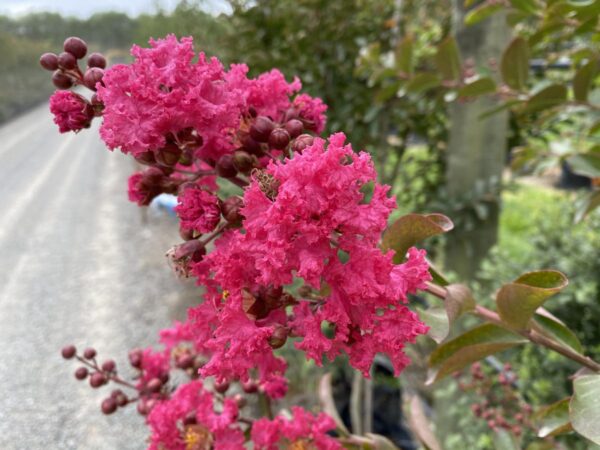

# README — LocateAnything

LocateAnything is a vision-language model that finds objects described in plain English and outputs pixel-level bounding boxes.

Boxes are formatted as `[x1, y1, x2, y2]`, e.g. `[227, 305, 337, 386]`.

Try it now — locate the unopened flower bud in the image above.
[216, 154, 238, 178]
[116, 394, 128, 407]
[129, 349, 143, 368]
[74, 367, 89, 380]
[52, 70, 73, 90]
[83, 348, 97, 359]
[249, 116, 275, 143]
[101, 360, 116, 372]
[58, 52, 77, 70]
[101, 397, 117, 415]
[284, 119, 304, 138]
[147, 378, 163, 393]
[134, 151, 156, 166]
[214, 381, 230, 394]
[242, 380, 258, 394]
[90, 372, 107, 388]
[173, 239, 206, 263]
[137, 399, 150, 416]
[63, 37, 87, 59]
[87, 52, 107, 69]
[183, 413, 197, 426]
[155, 143, 182, 167]
[221, 196, 244, 225]
[40, 53, 59, 71]
[84, 67, 104, 90]
[179, 227, 195, 241]
[291, 134, 314, 153]
[233, 394, 247, 408]
[268, 128, 290, 150]
[240, 133, 263, 156]
[176, 354, 194, 369]
[269, 325, 288, 349]
[61, 345, 76, 359]
[233, 150, 254, 173]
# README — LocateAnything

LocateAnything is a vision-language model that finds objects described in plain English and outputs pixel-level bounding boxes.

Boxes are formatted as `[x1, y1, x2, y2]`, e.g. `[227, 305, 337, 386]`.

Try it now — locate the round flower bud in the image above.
[89, 372, 107, 388]
[233, 150, 254, 173]
[101, 360, 116, 372]
[221, 196, 244, 225]
[240, 133, 263, 156]
[115, 393, 128, 407]
[242, 380, 258, 394]
[269, 325, 288, 349]
[176, 354, 194, 370]
[52, 71, 73, 90]
[214, 381, 230, 394]
[155, 143, 182, 167]
[134, 151, 156, 166]
[268, 128, 291, 150]
[87, 52, 107, 69]
[249, 116, 275, 143]
[83, 67, 104, 90]
[58, 52, 77, 70]
[173, 240, 207, 263]
[63, 37, 87, 59]
[137, 399, 150, 416]
[147, 378, 163, 393]
[83, 348, 97, 359]
[40, 53, 59, 71]
[233, 394, 247, 408]
[110, 389, 124, 398]
[74, 367, 89, 380]
[291, 134, 314, 153]
[216, 154, 238, 178]
[183, 413, 197, 426]
[129, 349, 143, 368]
[101, 397, 117, 415]
[284, 119, 304, 138]
[61, 345, 76, 359]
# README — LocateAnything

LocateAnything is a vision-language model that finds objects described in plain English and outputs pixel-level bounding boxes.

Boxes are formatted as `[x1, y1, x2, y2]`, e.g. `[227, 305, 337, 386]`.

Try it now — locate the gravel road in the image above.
[0, 104, 200, 449]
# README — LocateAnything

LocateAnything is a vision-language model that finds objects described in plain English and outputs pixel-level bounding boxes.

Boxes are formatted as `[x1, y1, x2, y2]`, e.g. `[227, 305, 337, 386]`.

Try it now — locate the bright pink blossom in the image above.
[127, 168, 177, 206]
[137, 348, 170, 388]
[175, 186, 221, 234]
[147, 380, 244, 450]
[293, 93, 328, 133]
[252, 406, 341, 450]
[49, 91, 92, 133]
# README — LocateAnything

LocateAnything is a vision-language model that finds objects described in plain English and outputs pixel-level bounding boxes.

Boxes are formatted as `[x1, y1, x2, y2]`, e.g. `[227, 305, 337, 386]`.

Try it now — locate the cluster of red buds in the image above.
[40, 37, 106, 91]
[455, 362, 533, 437]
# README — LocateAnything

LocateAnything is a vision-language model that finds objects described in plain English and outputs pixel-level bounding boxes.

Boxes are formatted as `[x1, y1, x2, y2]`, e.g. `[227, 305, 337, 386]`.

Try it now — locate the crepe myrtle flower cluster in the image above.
[48, 35, 431, 449]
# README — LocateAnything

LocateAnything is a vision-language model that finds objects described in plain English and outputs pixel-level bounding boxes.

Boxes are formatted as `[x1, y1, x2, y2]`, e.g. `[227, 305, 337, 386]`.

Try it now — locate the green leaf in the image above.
[574, 58, 599, 102]
[382, 213, 454, 264]
[396, 36, 414, 76]
[479, 99, 524, 119]
[534, 314, 583, 354]
[501, 37, 530, 90]
[589, 120, 600, 135]
[575, 189, 600, 223]
[496, 270, 569, 330]
[570, 374, 600, 444]
[523, 84, 568, 114]
[566, 153, 600, 178]
[435, 37, 461, 81]
[428, 324, 527, 383]
[445, 284, 476, 323]
[509, 0, 540, 14]
[458, 77, 497, 98]
[536, 398, 573, 438]
[405, 73, 442, 94]
[465, 3, 504, 25]
[419, 307, 449, 344]
[493, 429, 520, 450]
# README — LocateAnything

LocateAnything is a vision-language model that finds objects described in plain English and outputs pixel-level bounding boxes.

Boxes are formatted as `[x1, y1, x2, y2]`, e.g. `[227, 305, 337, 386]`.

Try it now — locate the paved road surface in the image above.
[0, 104, 200, 449]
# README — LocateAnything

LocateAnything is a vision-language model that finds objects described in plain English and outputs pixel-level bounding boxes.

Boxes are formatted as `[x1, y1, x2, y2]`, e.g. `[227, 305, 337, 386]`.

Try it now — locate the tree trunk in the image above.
[444, 2, 510, 280]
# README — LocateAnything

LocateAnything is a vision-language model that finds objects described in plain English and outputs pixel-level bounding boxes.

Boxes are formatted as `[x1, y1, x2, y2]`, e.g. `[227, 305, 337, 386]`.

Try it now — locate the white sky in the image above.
[0, 0, 231, 18]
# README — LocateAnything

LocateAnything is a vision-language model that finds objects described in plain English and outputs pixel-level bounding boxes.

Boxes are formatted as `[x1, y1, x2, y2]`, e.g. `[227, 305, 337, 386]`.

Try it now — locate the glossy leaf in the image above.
[407, 395, 442, 450]
[496, 270, 569, 330]
[458, 77, 497, 98]
[428, 324, 527, 383]
[435, 37, 461, 81]
[396, 36, 414, 76]
[445, 284, 476, 322]
[419, 307, 449, 344]
[405, 73, 442, 93]
[382, 213, 454, 264]
[493, 429, 520, 450]
[480, 99, 524, 119]
[570, 374, 600, 444]
[534, 314, 583, 354]
[501, 38, 530, 90]
[566, 153, 600, 178]
[523, 84, 568, 114]
[573, 58, 598, 102]
[465, 3, 504, 25]
[536, 398, 573, 438]
[509, 0, 540, 14]
[575, 189, 600, 223]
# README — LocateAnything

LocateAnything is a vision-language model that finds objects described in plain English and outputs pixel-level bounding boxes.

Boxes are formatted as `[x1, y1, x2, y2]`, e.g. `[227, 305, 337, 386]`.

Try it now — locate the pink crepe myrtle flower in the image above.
[49, 90, 93, 133]
[127, 167, 178, 206]
[252, 406, 341, 450]
[293, 93, 328, 133]
[175, 186, 221, 234]
[147, 380, 244, 450]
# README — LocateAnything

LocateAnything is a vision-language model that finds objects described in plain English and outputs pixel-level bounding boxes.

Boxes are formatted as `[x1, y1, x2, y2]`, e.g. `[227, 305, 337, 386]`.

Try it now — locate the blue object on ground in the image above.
[151, 194, 178, 217]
